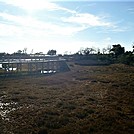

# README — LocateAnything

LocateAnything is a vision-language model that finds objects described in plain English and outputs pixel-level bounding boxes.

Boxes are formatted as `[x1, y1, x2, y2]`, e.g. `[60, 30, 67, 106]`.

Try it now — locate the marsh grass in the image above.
[0, 63, 134, 134]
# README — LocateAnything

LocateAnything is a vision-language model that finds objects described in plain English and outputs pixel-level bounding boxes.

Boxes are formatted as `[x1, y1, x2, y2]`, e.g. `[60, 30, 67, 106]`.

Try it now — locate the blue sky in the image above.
[0, 0, 134, 54]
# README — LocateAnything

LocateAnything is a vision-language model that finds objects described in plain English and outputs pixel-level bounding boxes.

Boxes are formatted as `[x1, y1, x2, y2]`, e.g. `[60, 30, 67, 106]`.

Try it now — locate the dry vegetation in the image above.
[0, 63, 134, 134]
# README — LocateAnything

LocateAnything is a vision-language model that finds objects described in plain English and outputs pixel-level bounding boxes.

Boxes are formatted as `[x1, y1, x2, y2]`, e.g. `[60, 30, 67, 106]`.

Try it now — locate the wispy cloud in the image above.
[0, 0, 76, 13]
[96, 19, 130, 34]
[0, 0, 113, 29]
[1, 0, 130, 53]
[0, 12, 86, 37]
[127, 7, 134, 11]
[127, 8, 134, 14]
[62, 13, 112, 27]
[0, 0, 57, 11]
[0, 0, 121, 40]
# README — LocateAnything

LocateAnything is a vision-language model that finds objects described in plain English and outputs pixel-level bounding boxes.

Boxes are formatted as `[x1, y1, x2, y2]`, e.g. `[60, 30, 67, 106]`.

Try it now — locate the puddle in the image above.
[0, 95, 18, 120]
[41, 70, 56, 74]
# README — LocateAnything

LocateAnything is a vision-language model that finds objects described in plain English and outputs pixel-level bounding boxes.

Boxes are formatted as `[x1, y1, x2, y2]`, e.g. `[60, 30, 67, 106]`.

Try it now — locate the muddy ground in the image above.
[0, 63, 134, 134]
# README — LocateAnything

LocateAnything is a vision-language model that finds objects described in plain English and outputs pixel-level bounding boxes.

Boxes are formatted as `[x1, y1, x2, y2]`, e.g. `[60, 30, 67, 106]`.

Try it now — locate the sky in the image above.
[0, 0, 134, 54]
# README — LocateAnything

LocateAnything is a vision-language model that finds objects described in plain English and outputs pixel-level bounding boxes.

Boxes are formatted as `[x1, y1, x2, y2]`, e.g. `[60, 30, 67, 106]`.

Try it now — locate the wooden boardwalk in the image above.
[0, 56, 70, 76]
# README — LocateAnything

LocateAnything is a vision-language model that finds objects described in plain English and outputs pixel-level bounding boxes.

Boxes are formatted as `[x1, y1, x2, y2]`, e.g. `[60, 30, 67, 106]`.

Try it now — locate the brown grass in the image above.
[0, 63, 134, 134]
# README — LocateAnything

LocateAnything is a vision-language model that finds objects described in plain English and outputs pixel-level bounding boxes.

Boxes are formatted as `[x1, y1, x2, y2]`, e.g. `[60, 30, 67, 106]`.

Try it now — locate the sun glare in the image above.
[10, 0, 58, 13]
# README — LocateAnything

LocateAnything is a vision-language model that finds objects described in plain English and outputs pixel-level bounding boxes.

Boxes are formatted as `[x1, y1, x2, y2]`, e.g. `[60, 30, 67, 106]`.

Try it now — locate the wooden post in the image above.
[28, 63, 30, 72]
[30, 63, 32, 73]
[54, 61, 57, 70]
[20, 63, 22, 72]
[17, 63, 19, 73]
[52, 61, 54, 70]
[4, 64, 7, 74]
[36, 62, 38, 72]
[46, 62, 49, 71]
[11, 63, 13, 71]
[41, 62, 44, 72]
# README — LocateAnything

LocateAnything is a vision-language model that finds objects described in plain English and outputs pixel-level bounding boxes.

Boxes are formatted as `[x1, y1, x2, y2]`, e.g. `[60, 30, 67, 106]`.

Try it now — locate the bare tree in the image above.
[107, 45, 111, 54]
[102, 48, 107, 54]
[24, 48, 27, 54]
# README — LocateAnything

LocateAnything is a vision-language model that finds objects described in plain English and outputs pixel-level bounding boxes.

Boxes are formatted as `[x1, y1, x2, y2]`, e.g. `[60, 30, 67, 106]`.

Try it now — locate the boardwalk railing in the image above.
[0, 56, 70, 76]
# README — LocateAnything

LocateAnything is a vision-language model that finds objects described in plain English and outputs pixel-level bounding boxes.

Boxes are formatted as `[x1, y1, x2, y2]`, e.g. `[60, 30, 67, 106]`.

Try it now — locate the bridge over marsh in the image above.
[0, 55, 70, 76]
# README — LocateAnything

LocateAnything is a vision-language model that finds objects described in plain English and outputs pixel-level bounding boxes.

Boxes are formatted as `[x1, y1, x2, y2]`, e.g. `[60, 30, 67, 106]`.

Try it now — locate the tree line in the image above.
[74, 44, 134, 66]
[0, 44, 134, 65]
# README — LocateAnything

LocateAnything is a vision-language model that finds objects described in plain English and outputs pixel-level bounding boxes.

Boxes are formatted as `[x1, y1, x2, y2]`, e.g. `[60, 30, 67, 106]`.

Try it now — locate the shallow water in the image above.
[41, 70, 56, 74]
[0, 64, 2, 68]
[6, 68, 17, 71]
[0, 64, 17, 71]
[0, 95, 18, 120]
